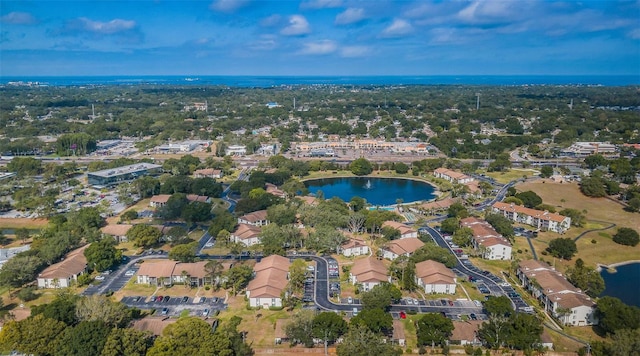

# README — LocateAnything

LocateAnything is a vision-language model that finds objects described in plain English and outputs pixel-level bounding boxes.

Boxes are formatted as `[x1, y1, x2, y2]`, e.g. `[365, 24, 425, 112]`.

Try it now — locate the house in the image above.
[186, 194, 211, 203]
[492, 202, 571, 234]
[247, 255, 291, 309]
[238, 210, 270, 226]
[149, 194, 171, 208]
[349, 257, 390, 291]
[381, 238, 424, 260]
[382, 221, 418, 239]
[460, 217, 512, 260]
[517, 260, 597, 326]
[101, 224, 133, 243]
[341, 238, 370, 257]
[410, 198, 459, 215]
[391, 320, 406, 346]
[414, 260, 457, 294]
[265, 183, 287, 199]
[225, 145, 247, 156]
[433, 168, 474, 184]
[136, 260, 178, 286]
[193, 168, 223, 179]
[450, 320, 482, 345]
[37, 245, 89, 288]
[231, 224, 262, 246]
[540, 330, 554, 350]
[136, 260, 230, 287]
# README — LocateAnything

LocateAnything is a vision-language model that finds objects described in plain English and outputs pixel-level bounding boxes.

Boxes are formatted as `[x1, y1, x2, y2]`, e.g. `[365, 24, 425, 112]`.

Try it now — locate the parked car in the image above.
[202, 309, 209, 316]
[347, 297, 353, 304]
[156, 296, 163, 302]
[181, 296, 189, 303]
[163, 296, 170, 302]
[161, 308, 169, 315]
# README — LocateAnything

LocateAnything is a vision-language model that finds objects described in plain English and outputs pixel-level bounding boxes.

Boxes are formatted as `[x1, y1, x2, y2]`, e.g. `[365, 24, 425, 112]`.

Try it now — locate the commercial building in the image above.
[560, 142, 618, 158]
[88, 163, 162, 187]
[492, 202, 571, 234]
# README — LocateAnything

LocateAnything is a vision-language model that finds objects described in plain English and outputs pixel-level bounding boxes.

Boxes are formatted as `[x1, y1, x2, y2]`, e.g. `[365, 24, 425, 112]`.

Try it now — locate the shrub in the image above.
[591, 239, 597, 244]
[17, 286, 39, 302]
[268, 306, 284, 311]
[204, 286, 211, 290]
[612, 227, 640, 246]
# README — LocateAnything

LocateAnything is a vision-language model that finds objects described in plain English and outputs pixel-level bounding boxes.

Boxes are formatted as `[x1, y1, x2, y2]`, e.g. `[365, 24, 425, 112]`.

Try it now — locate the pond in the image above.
[304, 177, 437, 206]
[600, 262, 640, 307]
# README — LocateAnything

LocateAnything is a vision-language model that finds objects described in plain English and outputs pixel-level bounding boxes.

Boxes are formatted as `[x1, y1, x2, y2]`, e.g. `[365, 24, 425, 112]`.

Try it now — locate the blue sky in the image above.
[1, 0, 639, 76]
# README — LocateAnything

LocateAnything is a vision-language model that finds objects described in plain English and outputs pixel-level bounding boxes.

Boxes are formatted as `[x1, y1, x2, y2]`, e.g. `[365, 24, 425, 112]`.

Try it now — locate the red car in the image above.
[399, 311, 406, 319]
[156, 296, 163, 302]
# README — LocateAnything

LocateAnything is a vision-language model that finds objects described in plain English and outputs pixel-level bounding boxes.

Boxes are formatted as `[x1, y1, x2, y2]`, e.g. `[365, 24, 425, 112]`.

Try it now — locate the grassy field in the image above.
[515, 180, 640, 271]
[484, 168, 538, 184]
[0, 218, 49, 229]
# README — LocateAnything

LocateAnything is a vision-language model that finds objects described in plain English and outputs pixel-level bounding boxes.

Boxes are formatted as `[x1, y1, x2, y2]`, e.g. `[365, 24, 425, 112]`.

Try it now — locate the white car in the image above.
[95, 275, 105, 281]
[125, 270, 135, 277]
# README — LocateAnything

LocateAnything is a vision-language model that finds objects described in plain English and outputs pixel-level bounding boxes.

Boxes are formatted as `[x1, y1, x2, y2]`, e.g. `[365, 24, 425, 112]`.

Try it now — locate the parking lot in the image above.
[121, 295, 227, 317]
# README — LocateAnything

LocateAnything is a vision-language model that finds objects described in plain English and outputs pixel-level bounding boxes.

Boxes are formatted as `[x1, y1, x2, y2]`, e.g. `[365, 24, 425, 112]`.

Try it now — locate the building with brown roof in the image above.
[101, 224, 133, 243]
[274, 319, 289, 344]
[238, 210, 270, 227]
[349, 257, 390, 291]
[132, 316, 218, 336]
[137, 260, 227, 287]
[341, 238, 370, 257]
[460, 217, 512, 260]
[492, 202, 571, 234]
[450, 320, 482, 346]
[231, 224, 262, 246]
[193, 168, 223, 179]
[186, 194, 211, 203]
[149, 194, 171, 208]
[410, 197, 459, 215]
[382, 221, 418, 239]
[381, 238, 424, 260]
[517, 260, 597, 326]
[391, 320, 406, 346]
[265, 183, 287, 199]
[433, 168, 474, 184]
[414, 260, 457, 294]
[247, 255, 291, 309]
[37, 245, 89, 288]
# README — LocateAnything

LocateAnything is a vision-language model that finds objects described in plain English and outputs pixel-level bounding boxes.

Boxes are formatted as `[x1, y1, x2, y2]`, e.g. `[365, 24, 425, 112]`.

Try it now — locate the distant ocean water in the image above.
[1, 75, 639, 87]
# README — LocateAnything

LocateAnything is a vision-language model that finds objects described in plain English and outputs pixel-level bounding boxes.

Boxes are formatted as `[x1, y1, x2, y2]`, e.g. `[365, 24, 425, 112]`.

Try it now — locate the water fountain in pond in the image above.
[364, 179, 372, 189]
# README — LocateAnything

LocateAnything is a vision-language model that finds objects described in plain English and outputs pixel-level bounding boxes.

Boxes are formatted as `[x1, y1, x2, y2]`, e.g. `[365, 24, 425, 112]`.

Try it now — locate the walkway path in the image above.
[524, 236, 538, 260]
[573, 220, 616, 242]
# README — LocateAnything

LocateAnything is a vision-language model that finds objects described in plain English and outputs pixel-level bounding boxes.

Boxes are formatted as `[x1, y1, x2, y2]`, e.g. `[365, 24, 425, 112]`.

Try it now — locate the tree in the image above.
[31, 292, 80, 325]
[360, 283, 401, 311]
[85, 238, 122, 272]
[440, 217, 459, 234]
[350, 158, 373, 176]
[204, 260, 224, 287]
[478, 317, 510, 350]
[580, 176, 607, 197]
[394, 162, 409, 174]
[612, 227, 640, 247]
[147, 317, 233, 356]
[288, 259, 308, 296]
[540, 165, 553, 178]
[181, 202, 213, 223]
[447, 202, 469, 218]
[15, 227, 30, 244]
[565, 259, 605, 297]
[16, 286, 39, 302]
[266, 203, 297, 226]
[0, 314, 67, 356]
[168, 242, 198, 262]
[584, 154, 607, 169]
[208, 210, 237, 237]
[336, 324, 402, 356]
[415, 313, 454, 347]
[223, 264, 253, 294]
[594, 296, 640, 335]
[349, 196, 366, 212]
[484, 213, 515, 239]
[0, 255, 42, 288]
[76, 295, 132, 328]
[452, 227, 473, 247]
[514, 191, 542, 209]
[559, 208, 586, 227]
[483, 296, 514, 318]
[285, 310, 315, 347]
[101, 328, 153, 356]
[381, 226, 401, 240]
[126, 224, 162, 248]
[120, 209, 139, 222]
[546, 238, 578, 260]
[312, 312, 348, 346]
[190, 177, 223, 197]
[157, 193, 189, 220]
[54, 320, 111, 356]
[347, 213, 366, 234]
[506, 313, 543, 350]
[351, 308, 393, 335]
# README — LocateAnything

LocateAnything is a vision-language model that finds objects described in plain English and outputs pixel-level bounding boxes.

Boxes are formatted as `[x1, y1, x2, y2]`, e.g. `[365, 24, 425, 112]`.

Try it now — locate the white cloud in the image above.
[1, 11, 37, 25]
[457, 0, 523, 25]
[298, 40, 337, 55]
[381, 19, 413, 38]
[260, 14, 282, 27]
[281, 15, 311, 36]
[340, 45, 370, 57]
[335, 8, 366, 25]
[628, 28, 640, 39]
[209, 0, 250, 13]
[72, 18, 137, 35]
[301, 0, 342, 9]
[249, 35, 278, 50]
